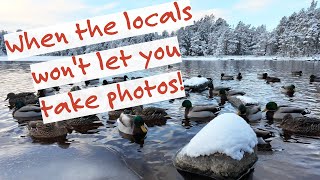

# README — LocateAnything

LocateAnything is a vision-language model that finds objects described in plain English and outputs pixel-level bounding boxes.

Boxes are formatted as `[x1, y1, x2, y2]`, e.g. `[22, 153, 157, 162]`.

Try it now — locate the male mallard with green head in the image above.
[237, 104, 262, 122]
[263, 102, 311, 121]
[117, 114, 148, 143]
[182, 100, 220, 120]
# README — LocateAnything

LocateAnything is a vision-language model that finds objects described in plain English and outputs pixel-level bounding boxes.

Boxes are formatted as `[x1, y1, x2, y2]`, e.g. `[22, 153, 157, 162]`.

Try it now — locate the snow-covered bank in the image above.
[183, 55, 320, 61]
[0, 56, 69, 61]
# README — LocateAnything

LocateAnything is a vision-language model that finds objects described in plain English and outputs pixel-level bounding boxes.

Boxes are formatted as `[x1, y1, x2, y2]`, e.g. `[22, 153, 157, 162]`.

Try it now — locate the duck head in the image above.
[134, 116, 148, 133]
[53, 86, 60, 92]
[264, 102, 278, 112]
[262, 73, 268, 79]
[221, 73, 225, 77]
[289, 85, 296, 90]
[85, 80, 90, 86]
[102, 80, 108, 85]
[5, 93, 15, 101]
[208, 82, 214, 89]
[182, 100, 192, 108]
[238, 104, 247, 115]
[124, 75, 129, 81]
[310, 75, 316, 82]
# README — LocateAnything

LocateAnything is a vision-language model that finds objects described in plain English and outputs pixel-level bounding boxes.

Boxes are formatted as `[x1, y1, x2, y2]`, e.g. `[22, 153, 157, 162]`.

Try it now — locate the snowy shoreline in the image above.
[183, 56, 320, 61]
[0, 55, 320, 62]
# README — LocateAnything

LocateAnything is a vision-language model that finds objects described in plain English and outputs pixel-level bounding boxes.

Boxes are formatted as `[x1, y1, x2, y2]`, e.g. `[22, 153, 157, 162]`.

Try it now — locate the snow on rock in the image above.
[184, 77, 209, 86]
[180, 113, 258, 160]
[236, 96, 259, 106]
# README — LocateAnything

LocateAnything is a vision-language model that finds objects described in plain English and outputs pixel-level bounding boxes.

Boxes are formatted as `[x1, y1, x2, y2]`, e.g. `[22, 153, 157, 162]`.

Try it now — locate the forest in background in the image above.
[0, 0, 319, 57]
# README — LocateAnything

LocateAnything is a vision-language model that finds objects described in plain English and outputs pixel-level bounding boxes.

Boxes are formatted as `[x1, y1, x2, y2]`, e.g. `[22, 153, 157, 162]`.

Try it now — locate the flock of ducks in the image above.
[4, 71, 320, 147]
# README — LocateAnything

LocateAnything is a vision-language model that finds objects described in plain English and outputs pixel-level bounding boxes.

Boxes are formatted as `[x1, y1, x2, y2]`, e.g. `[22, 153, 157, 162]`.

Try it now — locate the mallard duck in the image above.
[108, 106, 143, 120]
[102, 80, 110, 85]
[70, 86, 81, 92]
[37, 88, 58, 97]
[85, 79, 100, 86]
[237, 104, 262, 122]
[117, 114, 148, 140]
[281, 85, 295, 94]
[28, 120, 69, 139]
[108, 110, 124, 120]
[5, 92, 38, 108]
[12, 101, 42, 122]
[133, 106, 168, 126]
[113, 75, 129, 83]
[182, 100, 220, 120]
[281, 114, 320, 136]
[257, 73, 268, 79]
[67, 115, 101, 126]
[236, 73, 243, 80]
[228, 96, 262, 122]
[310, 75, 320, 82]
[208, 82, 231, 98]
[66, 115, 103, 133]
[292, 71, 302, 76]
[220, 73, 234, 80]
[266, 76, 281, 83]
[263, 102, 311, 121]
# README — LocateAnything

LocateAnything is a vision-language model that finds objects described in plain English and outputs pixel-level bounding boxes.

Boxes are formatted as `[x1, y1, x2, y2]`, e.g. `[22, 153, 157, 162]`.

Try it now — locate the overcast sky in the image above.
[0, 0, 314, 32]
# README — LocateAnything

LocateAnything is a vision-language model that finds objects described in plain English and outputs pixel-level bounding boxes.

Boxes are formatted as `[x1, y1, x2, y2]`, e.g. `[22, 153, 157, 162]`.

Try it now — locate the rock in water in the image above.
[173, 113, 258, 179]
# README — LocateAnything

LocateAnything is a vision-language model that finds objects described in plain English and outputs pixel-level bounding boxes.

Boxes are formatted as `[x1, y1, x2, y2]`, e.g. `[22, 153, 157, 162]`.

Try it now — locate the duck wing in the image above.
[142, 107, 167, 116]
[191, 105, 220, 113]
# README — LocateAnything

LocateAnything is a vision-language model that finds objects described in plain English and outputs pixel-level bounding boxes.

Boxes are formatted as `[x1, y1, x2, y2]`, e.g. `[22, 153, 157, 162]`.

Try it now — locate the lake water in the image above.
[0, 59, 320, 180]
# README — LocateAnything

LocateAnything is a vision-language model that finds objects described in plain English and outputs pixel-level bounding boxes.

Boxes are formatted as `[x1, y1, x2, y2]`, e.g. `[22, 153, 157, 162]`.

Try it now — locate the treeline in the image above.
[0, 0, 319, 57]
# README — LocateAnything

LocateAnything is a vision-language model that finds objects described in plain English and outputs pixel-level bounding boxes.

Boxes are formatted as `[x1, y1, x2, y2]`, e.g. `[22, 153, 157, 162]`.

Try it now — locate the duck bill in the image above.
[140, 125, 148, 133]
[262, 108, 267, 112]
[4, 97, 8, 101]
[237, 111, 241, 115]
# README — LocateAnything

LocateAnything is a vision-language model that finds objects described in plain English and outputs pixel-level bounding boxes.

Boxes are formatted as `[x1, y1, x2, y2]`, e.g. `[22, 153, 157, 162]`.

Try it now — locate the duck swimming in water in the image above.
[117, 113, 148, 143]
[28, 121, 69, 139]
[182, 100, 220, 121]
[113, 75, 129, 83]
[220, 73, 234, 80]
[132, 106, 168, 127]
[263, 102, 311, 121]
[12, 101, 42, 123]
[5, 92, 38, 108]
[236, 73, 243, 80]
[310, 75, 320, 83]
[228, 96, 262, 122]
[292, 71, 302, 76]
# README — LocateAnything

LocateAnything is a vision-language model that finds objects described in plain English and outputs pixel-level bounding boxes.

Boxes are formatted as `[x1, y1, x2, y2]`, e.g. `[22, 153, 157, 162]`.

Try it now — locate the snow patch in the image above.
[236, 96, 259, 106]
[184, 77, 208, 86]
[180, 113, 258, 160]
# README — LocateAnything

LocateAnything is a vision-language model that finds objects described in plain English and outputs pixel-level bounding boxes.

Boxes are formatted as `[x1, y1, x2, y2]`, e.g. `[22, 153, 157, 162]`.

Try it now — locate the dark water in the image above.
[0, 59, 320, 180]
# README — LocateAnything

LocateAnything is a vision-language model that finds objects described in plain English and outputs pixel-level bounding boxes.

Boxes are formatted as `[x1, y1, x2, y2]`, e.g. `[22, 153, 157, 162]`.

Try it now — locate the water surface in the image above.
[0, 59, 320, 180]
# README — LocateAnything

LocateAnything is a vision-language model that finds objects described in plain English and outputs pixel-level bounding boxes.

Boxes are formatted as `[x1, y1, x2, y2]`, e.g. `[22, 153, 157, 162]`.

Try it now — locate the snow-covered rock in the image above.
[183, 77, 210, 92]
[235, 96, 259, 106]
[173, 113, 258, 179]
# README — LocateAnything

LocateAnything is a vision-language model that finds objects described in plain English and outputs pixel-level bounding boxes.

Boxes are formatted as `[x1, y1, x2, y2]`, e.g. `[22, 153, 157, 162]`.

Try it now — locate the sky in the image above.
[0, 0, 315, 32]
